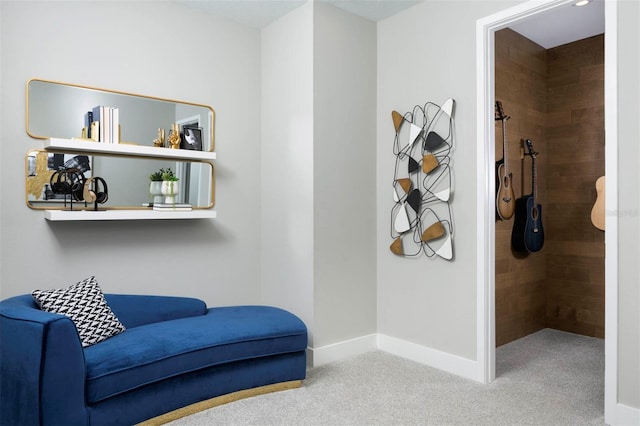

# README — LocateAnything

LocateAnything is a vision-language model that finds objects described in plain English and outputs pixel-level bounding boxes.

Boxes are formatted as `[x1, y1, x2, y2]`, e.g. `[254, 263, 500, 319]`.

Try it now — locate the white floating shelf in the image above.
[44, 138, 216, 161]
[44, 209, 217, 221]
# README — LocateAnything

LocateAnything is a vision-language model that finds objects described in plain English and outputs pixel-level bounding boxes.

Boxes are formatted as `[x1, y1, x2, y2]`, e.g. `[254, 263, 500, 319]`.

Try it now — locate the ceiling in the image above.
[325, 0, 422, 23]
[510, 0, 604, 49]
[178, 1, 305, 28]
[178, 0, 604, 48]
[177, 0, 421, 28]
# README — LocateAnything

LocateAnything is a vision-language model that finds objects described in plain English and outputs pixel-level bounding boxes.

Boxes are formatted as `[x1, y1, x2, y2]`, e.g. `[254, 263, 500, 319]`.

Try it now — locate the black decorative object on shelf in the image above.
[49, 166, 86, 210]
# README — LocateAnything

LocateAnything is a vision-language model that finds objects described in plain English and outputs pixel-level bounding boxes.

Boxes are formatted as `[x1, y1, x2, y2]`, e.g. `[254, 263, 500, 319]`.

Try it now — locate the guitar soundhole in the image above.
[501, 175, 511, 202]
[531, 207, 538, 221]
[531, 207, 539, 232]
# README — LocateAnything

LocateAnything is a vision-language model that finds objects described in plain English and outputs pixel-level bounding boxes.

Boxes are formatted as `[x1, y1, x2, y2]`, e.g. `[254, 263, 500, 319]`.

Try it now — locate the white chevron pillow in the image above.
[32, 276, 126, 347]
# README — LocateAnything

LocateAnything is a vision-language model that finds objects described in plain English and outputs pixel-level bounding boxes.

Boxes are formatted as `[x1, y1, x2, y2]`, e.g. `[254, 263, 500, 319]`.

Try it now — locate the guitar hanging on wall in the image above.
[512, 139, 544, 253]
[495, 101, 515, 220]
[591, 176, 605, 231]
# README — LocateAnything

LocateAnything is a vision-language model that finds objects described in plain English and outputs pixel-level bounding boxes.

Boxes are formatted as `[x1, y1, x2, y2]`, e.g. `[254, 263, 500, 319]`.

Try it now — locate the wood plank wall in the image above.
[546, 35, 605, 338]
[494, 29, 548, 346]
[494, 30, 605, 347]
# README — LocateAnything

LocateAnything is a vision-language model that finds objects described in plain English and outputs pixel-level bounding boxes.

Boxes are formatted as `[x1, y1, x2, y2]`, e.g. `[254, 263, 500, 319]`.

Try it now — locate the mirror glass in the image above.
[26, 79, 215, 210]
[27, 79, 215, 150]
[26, 150, 213, 209]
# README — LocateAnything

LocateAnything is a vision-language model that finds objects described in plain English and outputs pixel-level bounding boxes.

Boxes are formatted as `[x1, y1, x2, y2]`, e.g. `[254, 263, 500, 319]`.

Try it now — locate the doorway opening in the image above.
[476, 0, 618, 423]
[493, 29, 605, 346]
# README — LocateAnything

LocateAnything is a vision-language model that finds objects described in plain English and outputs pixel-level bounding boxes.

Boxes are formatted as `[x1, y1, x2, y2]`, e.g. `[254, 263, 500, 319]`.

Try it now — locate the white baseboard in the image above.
[307, 334, 378, 367]
[307, 333, 478, 381]
[615, 403, 640, 426]
[377, 334, 479, 381]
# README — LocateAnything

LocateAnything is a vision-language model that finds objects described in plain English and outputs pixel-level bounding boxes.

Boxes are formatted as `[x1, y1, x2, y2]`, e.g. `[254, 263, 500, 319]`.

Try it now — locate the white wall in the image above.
[617, 0, 640, 412]
[377, 0, 638, 412]
[260, 1, 377, 354]
[260, 2, 316, 343]
[313, 2, 377, 349]
[376, 0, 510, 361]
[0, 1, 262, 306]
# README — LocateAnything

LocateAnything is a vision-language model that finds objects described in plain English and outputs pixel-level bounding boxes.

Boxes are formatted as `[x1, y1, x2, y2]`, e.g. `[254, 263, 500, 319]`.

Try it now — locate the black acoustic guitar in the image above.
[512, 139, 544, 253]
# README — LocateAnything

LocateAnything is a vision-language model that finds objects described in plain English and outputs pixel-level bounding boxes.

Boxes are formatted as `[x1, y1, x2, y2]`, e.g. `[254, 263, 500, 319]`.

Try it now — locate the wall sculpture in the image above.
[390, 99, 455, 260]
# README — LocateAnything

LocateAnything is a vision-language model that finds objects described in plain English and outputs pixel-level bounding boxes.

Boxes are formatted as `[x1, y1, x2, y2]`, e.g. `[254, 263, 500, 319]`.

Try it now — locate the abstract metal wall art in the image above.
[390, 99, 455, 260]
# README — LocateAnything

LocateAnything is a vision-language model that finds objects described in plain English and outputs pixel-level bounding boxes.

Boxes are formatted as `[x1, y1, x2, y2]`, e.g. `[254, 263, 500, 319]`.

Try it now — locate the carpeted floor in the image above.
[168, 328, 604, 425]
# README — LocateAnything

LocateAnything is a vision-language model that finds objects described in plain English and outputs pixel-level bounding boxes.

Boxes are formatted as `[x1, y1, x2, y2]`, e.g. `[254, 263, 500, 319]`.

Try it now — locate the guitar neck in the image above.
[532, 155, 537, 203]
[502, 119, 508, 167]
[495, 101, 510, 169]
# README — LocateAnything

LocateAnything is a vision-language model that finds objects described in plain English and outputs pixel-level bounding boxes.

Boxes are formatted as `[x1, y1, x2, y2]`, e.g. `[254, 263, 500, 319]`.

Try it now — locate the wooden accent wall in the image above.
[494, 30, 605, 347]
[546, 35, 605, 338]
[494, 29, 548, 346]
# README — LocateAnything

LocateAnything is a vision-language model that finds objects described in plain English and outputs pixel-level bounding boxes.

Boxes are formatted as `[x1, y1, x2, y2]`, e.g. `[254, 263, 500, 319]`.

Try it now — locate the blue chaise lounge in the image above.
[0, 293, 308, 425]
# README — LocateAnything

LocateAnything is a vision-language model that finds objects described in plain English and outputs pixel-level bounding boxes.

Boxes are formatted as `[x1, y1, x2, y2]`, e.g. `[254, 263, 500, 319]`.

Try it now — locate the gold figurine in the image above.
[168, 123, 181, 149]
[153, 128, 165, 147]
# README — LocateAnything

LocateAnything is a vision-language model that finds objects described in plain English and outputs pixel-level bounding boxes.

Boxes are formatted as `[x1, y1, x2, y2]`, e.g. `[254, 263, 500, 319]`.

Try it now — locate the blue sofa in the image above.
[0, 294, 308, 425]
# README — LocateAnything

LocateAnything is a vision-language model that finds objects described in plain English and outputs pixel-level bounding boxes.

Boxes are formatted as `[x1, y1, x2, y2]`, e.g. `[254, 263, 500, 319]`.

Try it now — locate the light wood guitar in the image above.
[495, 101, 515, 220]
[591, 176, 605, 231]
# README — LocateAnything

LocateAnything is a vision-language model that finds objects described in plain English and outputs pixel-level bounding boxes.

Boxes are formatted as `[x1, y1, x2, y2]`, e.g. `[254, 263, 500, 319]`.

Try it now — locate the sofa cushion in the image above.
[32, 276, 125, 347]
[84, 305, 308, 404]
[104, 294, 207, 329]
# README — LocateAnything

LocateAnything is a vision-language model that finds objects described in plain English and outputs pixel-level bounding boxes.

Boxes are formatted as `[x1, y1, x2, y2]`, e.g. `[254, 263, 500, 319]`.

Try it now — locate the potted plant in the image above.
[160, 168, 179, 204]
[149, 169, 164, 204]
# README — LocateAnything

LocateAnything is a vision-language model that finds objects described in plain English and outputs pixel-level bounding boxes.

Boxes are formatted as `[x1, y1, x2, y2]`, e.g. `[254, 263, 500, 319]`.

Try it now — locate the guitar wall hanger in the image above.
[519, 140, 537, 158]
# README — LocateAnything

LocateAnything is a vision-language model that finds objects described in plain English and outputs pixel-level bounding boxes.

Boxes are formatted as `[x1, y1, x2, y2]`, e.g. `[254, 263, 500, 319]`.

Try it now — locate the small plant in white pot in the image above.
[149, 169, 164, 204]
[160, 168, 179, 204]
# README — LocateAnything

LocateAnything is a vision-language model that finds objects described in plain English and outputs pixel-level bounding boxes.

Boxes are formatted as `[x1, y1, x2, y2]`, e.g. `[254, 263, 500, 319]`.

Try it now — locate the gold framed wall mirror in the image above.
[26, 78, 215, 151]
[25, 79, 216, 210]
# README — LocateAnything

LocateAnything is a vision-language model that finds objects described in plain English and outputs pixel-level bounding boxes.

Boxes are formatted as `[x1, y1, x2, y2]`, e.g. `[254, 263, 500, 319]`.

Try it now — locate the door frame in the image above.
[475, 0, 618, 423]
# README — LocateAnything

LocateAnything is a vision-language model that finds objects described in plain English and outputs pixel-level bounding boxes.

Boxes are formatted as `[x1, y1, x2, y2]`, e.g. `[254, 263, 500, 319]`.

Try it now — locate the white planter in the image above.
[161, 180, 179, 204]
[149, 181, 163, 204]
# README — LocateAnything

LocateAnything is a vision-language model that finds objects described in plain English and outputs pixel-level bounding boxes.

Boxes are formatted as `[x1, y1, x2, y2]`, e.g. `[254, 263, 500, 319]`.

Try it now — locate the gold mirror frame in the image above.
[26, 78, 215, 152]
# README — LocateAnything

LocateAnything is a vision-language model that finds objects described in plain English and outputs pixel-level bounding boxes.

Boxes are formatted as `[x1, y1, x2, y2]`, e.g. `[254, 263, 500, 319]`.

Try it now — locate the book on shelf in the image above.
[112, 107, 120, 144]
[151, 203, 193, 211]
[104, 107, 110, 143]
[146, 203, 192, 208]
[84, 111, 93, 139]
[90, 105, 120, 143]
[153, 207, 193, 212]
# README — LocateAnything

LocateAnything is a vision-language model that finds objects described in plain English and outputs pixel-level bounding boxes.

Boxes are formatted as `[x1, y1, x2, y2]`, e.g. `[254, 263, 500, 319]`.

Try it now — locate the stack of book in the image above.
[152, 203, 192, 212]
[85, 106, 119, 143]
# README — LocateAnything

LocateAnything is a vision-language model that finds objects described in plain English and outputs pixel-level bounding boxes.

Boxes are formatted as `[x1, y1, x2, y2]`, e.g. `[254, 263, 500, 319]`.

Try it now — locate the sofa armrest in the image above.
[0, 295, 88, 425]
[104, 294, 207, 328]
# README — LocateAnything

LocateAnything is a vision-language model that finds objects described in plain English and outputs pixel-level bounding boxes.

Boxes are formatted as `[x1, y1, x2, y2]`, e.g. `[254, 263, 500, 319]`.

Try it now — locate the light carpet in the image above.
[168, 328, 604, 425]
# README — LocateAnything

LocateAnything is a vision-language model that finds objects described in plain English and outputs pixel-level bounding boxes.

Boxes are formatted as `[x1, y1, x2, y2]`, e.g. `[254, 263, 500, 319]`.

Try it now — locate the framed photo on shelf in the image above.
[181, 126, 202, 151]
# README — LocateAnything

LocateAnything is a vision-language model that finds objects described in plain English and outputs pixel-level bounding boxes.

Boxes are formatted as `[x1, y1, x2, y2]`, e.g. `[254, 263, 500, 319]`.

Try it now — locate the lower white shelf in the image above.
[44, 209, 216, 221]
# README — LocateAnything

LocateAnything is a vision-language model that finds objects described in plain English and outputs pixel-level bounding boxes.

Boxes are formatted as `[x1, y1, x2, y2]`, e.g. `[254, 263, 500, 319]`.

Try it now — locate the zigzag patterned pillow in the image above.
[32, 276, 126, 347]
